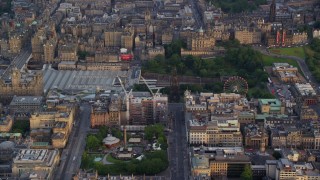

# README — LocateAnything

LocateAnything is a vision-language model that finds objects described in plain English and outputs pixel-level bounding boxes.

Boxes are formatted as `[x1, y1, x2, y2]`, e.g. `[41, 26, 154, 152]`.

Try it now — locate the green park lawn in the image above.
[270, 46, 306, 59]
[262, 54, 299, 68]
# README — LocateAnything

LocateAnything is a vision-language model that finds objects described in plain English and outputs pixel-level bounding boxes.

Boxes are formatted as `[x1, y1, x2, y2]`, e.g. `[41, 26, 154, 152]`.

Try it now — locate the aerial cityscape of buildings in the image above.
[0, 0, 320, 179]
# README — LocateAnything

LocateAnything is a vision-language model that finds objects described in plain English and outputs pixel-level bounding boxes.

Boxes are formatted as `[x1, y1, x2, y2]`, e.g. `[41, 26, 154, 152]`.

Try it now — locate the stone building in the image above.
[29, 105, 76, 148]
[290, 83, 318, 114]
[90, 94, 121, 128]
[31, 24, 57, 62]
[191, 155, 211, 177]
[235, 28, 261, 44]
[0, 115, 13, 132]
[0, 39, 9, 55]
[58, 43, 78, 61]
[300, 107, 319, 121]
[272, 63, 299, 83]
[104, 25, 134, 51]
[187, 27, 215, 51]
[121, 27, 134, 50]
[270, 125, 302, 148]
[258, 99, 285, 115]
[209, 149, 251, 178]
[161, 30, 173, 44]
[189, 119, 243, 147]
[181, 27, 216, 57]
[244, 124, 268, 149]
[147, 46, 165, 59]
[8, 34, 22, 54]
[12, 149, 60, 179]
[43, 39, 57, 63]
[266, 29, 308, 47]
[0, 68, 43, 102]
[313, 29, 320, 39]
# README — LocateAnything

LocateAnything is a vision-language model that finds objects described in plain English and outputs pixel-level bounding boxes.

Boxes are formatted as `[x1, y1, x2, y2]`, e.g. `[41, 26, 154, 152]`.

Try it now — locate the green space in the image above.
[206, 0, 267, 13]
[261, 54, 299, 68]
[270, 46, 306, 59]
[105, 154, 127, 164]
[82, 150, 168, 176]
[81, 124, 169, 175]
[241, 164, 253, 180]
[85, 126, 124, 152]
[11, 120, 30, 136]
[143, 40, 273, 99]
[305, 38, 320, 82]
[77, 51, 89, 60]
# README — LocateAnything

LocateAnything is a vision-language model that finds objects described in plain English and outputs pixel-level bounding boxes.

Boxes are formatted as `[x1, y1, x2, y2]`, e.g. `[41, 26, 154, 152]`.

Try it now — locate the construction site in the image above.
[90, 75, 169, 128]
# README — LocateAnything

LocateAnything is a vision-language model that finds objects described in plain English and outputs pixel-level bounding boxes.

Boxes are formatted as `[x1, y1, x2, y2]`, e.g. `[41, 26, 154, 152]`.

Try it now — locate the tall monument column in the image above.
[124, 126, 127, 149]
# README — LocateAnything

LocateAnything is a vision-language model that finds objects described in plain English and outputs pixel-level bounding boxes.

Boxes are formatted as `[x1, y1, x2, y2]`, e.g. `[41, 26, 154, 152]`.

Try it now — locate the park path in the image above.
[253, 46, 319, 88]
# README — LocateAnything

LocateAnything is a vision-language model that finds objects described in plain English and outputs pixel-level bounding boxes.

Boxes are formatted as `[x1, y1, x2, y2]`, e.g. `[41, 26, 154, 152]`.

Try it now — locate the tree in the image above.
[11, 120, 30, 136]
[78, 51, 89, 60]
[86, 135, 100, 151]
[111, 128, 123, 139]
[310, 38, 320, 52]
[207, 0, 266, 13]
[126, 163, 137, 173]
[96, 126, 108, 141]
[81, 151, 93, 169]
[144, 124, 165, 141]
[241, 164, 253, 180]
[272, 151, 282, 160]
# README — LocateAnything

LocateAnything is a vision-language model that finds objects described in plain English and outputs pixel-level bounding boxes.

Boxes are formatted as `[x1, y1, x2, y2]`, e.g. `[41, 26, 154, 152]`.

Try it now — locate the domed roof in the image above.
[103, 134, 120, 145]
[0, 141, 14, 150]
[199, 27, 204, 33]
[104, 136, 116, 141]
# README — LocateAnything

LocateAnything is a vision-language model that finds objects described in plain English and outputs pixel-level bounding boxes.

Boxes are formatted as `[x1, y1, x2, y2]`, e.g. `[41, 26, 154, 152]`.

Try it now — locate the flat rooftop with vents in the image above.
[294, 83, 316, 96]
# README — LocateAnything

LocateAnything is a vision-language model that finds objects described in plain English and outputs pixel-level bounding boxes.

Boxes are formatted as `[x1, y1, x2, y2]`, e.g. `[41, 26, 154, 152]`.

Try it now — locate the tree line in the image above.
[206, 0, 267, 13]
[82, 150, 168, 175]
[143, 40, 272, 98]
[305, 38, 320, 82]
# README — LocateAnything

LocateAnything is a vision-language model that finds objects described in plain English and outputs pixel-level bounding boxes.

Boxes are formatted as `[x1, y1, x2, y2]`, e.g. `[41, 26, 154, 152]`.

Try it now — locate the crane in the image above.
[140, 76, 168, 125]
[139, 76, 163, 97]
[116, 76, 132, 123]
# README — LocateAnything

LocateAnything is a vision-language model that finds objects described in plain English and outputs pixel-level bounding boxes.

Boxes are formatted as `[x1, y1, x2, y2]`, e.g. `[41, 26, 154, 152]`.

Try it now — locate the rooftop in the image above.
[294, 83, 316, 96]
[10, 96, 43, 106]
[14, 149, 49, 163]
[259, 99, 281, 106]
[278, 158, 295, 171]
[192, 155, 209, 168]
[43, 68, 140, 93]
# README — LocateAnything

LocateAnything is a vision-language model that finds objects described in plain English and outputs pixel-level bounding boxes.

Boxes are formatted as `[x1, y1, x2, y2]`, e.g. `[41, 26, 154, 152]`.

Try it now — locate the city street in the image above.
[54, 104, 91, 180]
[188, 0, 203, 28]
[168, 103, 190, 180]
[1, 48, 31, 79]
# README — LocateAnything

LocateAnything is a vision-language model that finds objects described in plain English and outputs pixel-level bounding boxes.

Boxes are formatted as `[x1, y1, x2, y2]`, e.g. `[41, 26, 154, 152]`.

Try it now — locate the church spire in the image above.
[269, 0, 276, 22]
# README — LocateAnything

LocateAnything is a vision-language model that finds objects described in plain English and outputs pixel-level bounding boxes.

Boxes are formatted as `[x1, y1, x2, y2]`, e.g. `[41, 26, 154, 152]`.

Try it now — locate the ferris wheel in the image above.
[223, 76, 248, 95]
